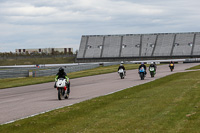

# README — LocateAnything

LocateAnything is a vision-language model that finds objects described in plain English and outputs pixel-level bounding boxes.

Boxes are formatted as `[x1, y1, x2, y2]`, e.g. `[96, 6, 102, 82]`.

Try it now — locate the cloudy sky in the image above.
[0, 0, 200, 52]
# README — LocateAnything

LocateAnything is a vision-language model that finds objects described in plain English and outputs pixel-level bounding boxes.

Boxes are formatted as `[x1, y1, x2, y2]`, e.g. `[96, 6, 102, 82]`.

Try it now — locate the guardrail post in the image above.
[32, 71, 35, 77]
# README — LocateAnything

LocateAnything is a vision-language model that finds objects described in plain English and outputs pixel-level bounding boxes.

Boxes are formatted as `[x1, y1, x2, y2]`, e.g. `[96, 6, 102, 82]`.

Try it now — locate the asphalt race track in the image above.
[0, 63, 199, 124]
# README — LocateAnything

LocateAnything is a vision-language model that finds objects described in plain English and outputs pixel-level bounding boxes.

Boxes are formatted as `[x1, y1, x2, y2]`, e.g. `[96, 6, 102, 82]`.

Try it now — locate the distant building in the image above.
[15, 48, 73, 54]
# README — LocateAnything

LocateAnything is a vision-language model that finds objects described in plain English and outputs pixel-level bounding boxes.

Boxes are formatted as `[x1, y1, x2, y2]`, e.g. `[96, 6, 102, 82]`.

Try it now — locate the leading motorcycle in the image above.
[56, 78, 69, 100]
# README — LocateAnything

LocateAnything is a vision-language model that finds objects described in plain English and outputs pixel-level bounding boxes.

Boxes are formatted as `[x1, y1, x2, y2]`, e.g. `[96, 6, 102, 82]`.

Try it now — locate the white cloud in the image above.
[6, 6, 57, 16]
[0, 0, 164, 24]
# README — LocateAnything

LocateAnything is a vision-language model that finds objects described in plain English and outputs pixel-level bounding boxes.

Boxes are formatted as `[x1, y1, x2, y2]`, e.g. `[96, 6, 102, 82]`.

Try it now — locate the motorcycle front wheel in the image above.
[150, 71, 154, 77]
[140, 73, 144, 80]
[120, 73, 123, 79]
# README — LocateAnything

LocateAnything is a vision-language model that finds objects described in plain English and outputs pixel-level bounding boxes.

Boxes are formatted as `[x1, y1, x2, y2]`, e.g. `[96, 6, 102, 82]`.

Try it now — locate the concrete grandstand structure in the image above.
[76, 32, 200, 62]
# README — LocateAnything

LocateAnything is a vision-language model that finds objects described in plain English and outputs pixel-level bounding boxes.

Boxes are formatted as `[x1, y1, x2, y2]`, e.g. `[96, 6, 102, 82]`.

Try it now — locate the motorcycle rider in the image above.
[138, 62, 147, 75]
[169, 61, 175, 69]
[149, 62, 157, 72]
[118, 63, 126, 76]
[54, 67, 70, 95]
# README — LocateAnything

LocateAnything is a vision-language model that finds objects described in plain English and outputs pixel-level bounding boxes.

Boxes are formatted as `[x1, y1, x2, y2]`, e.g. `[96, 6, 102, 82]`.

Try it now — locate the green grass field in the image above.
[0, 64, 141, 89]
[0, 56, 75, 66]
[186, 64, 200, 70]
[0, 70, 200, 133]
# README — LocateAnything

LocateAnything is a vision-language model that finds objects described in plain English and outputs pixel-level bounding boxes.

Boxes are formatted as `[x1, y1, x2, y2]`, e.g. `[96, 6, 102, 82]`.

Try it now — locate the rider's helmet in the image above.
[141, 62, 144, 65]
[150, 62, 154, 64]
[59, 67, 64, 73]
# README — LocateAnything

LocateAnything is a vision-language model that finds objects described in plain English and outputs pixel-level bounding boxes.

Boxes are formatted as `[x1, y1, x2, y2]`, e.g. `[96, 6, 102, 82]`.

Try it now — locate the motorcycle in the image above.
[118, 69, 125, 79]
[169, 64, 174, 72]
[139, 67, 145, 80]
[149, 67, 156, 77]
[56, 78, 69, 100]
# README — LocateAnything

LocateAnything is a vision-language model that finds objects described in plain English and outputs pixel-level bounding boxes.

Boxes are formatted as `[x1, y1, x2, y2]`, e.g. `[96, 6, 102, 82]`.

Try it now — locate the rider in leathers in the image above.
[149, 62, 157, 72]
[54, 67, 70, 95]
[118, 63, 126, 75]
[169, 61, 175, 69]
[138, 62, 147, 75]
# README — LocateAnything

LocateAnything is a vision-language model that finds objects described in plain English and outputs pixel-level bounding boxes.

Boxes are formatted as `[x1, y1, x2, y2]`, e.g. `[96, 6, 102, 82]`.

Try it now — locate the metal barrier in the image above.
[32, 62, 124, 77]
[32, 64, 100, 77]
[103, 62, 121, 66]
[0, 70, 29, 79]
[0, 62, 128, 78]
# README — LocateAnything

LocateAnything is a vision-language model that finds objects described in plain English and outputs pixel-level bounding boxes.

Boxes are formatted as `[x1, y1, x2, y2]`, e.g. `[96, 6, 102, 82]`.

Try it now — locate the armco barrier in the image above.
[32, 64, 100, 77]
[0, 70, 29, 79]
[103, 62, 120, 66]
[0, 62, 124, 78]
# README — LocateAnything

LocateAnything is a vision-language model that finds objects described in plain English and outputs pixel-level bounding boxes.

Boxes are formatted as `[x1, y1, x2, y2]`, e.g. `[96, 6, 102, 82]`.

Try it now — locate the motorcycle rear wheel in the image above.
[58, 88, 62, 100]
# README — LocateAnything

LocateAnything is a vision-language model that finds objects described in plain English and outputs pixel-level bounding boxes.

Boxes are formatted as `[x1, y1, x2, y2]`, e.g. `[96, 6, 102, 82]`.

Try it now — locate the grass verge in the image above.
[186, 64, 200, 70]
[0, 64, 140, 89]
[0, 57, 75, 66]
[0, 70, 200, 132]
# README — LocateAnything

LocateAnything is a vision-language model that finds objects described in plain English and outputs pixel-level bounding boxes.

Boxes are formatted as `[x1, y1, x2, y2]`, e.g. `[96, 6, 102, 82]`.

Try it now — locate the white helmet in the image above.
[151, 62, 154, 64]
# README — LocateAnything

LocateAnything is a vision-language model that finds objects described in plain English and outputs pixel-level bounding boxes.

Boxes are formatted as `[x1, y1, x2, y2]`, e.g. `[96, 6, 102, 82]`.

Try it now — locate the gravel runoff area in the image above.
[0, 63, 199, 125]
